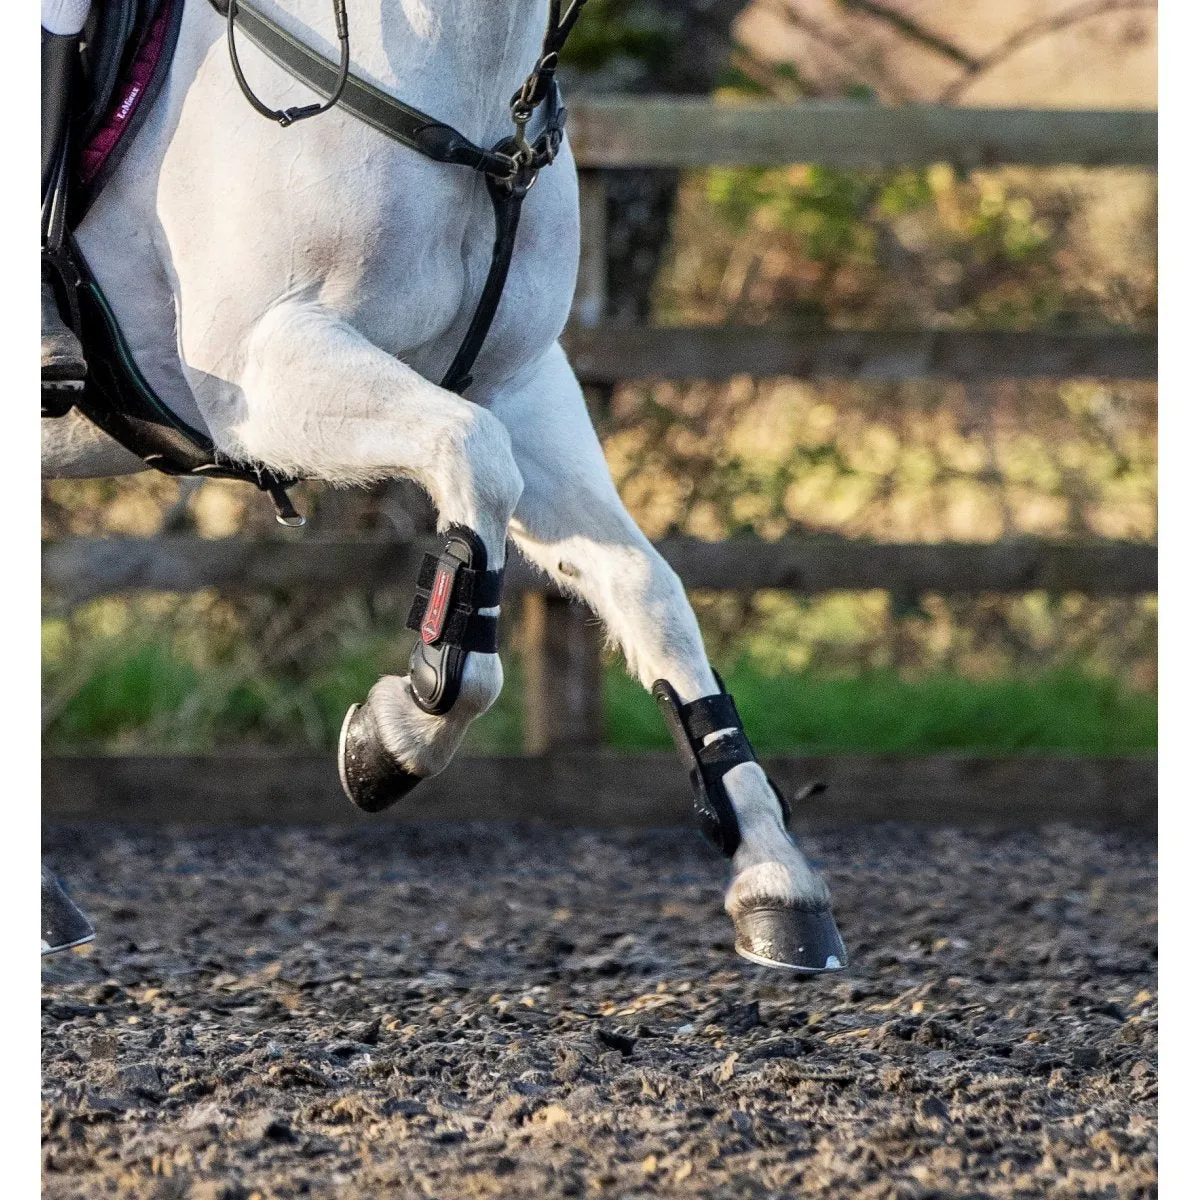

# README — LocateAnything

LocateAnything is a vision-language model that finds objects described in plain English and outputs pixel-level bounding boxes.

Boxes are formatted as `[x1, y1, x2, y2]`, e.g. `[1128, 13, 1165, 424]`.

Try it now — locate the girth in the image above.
[46, 0, 585, 523]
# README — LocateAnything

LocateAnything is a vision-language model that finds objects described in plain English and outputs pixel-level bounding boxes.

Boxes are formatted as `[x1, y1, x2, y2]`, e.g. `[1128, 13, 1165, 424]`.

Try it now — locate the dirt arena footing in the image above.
[42, 820, 1157, 1199]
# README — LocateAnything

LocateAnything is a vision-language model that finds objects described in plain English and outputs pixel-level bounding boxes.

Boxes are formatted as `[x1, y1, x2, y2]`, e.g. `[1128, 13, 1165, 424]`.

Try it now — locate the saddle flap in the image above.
[78, 0, 145, 145]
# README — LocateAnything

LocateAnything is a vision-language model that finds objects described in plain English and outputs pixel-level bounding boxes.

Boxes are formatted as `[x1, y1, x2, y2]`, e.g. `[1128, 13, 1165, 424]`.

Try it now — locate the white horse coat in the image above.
[42, 0, 839, 967]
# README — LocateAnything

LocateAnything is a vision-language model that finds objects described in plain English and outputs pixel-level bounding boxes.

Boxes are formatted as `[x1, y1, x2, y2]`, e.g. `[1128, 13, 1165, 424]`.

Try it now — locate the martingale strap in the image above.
[405, 550, 504, 654]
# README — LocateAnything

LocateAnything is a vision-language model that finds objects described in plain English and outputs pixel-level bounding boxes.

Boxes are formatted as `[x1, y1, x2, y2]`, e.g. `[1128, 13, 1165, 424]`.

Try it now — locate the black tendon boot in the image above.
[406, 526, 502, 715]
[339, 526, 504, 812]
[653, 676, 848, 972]
[42, 29, 86, 391]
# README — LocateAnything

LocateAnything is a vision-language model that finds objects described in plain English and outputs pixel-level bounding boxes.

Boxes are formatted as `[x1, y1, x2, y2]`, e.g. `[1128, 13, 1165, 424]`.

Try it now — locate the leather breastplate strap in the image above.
[211, 0, 575, 396]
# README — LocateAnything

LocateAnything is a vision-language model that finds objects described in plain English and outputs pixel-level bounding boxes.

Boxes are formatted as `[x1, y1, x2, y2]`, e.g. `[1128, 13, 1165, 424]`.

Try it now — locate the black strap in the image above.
[676, 692, 742, 742]
[405, 551, 503, 654]
[209, 0, 517, 175]
[64, 241, 299, 504]
[412, 552, 505, 609]
[439, 165, 532, 395]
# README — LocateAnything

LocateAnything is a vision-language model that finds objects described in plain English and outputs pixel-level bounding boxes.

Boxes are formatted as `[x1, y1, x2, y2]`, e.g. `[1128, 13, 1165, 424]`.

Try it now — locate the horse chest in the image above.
[328, 146, 582, 393]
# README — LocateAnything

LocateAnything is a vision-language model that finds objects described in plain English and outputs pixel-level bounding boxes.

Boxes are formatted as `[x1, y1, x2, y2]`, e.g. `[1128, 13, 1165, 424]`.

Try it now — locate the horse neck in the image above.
[273, 0, 551, 146]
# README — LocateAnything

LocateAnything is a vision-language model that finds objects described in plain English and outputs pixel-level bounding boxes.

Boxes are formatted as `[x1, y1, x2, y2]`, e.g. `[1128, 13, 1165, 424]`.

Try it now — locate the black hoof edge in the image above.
[42, 864, 95, 956]
[338, 701, 426, 814]
[733, 905, 848, 973]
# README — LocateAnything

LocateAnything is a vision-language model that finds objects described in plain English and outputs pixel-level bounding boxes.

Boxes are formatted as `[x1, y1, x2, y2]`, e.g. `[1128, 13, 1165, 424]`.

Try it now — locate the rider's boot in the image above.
[42, 273, 86, 388]
[42, 27, 86, 391]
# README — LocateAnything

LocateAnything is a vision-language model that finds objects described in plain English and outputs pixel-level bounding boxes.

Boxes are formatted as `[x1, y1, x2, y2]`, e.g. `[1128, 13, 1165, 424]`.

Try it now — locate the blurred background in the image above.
[41, 0, 1156, 770]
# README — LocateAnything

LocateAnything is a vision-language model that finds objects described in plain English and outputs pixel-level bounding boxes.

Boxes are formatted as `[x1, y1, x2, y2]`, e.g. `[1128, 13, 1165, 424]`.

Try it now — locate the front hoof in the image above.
[733, 905, 848, 973]
[338, 700, 425, 814]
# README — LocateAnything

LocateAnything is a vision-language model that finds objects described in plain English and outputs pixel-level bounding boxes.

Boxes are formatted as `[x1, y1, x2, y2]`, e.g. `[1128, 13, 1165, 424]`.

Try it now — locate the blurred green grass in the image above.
[42, 632, 1155, 756]
[603, 662, 1156, 756]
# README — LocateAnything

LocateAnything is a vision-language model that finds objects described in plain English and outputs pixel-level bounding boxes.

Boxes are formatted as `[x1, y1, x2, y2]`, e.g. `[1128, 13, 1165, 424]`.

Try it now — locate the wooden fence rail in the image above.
[561, 327, 1156, 384]
[41, 535, 1156, 603]
[42, 102, 1157, 768]
[565, 100, 1157, 169]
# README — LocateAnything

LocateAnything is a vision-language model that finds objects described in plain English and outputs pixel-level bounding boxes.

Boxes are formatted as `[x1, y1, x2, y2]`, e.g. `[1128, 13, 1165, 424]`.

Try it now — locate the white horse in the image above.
[41, 0, 845, 972]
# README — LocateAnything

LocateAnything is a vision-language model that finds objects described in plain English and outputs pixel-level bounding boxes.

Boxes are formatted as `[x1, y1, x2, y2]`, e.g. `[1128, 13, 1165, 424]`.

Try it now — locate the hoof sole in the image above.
[733, 905, 848, 973]
[338, 700, 426, 813]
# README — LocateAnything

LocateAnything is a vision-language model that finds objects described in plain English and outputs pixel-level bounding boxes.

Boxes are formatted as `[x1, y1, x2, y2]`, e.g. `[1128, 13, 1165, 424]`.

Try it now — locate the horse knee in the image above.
[433, 408, 524, 547]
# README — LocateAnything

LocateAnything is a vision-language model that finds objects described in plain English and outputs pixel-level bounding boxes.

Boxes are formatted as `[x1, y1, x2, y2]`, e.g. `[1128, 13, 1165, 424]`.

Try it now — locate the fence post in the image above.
[520, 591, 606, 754]
[519, 169, 609, 754]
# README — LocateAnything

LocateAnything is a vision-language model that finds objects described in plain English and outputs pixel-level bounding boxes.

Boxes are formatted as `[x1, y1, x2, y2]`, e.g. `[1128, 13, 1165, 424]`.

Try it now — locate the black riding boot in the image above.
[42, 28, 86, 390]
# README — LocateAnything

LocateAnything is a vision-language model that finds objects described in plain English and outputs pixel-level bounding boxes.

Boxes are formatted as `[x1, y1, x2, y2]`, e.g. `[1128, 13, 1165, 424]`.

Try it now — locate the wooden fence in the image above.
[44, 102, 1157, 783]
[558, 100, 1156, 747]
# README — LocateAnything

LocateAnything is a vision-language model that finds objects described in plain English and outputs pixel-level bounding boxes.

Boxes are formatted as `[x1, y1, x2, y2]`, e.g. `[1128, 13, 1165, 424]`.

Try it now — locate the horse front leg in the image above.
[221, 302, 524, 810]
[493, 347, 847, 972]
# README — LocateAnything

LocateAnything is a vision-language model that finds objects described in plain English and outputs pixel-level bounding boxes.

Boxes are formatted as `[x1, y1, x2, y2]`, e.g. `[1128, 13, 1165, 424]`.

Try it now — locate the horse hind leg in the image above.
[224, 302, 524, 810]
[493, 346, 847, 972]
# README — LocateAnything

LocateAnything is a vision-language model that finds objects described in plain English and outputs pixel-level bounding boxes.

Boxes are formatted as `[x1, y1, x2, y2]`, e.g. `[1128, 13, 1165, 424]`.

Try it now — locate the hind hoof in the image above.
[338, 700, 425, 813]
[42, 864, 95, 956]
[733, 905, 848, 973]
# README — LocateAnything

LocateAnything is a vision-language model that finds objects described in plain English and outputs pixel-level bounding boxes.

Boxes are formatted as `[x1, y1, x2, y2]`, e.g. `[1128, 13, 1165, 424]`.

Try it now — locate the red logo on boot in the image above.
[421, 563, 456, 644]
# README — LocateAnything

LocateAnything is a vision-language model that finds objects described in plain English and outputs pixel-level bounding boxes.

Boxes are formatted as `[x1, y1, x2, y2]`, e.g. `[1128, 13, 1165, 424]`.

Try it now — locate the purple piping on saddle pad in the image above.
[79, 4, 174, 186]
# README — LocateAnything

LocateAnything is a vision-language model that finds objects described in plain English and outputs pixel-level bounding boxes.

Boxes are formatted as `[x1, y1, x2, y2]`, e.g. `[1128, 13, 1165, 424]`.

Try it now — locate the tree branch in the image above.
[939, 0, 1155, 103]
[839, 0, 979, 70]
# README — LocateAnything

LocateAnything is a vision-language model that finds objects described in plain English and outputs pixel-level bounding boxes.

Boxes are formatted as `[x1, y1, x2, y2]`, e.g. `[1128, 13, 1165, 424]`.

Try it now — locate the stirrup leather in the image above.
[405, 526, 504, 715]
[652, 676, 791, 857]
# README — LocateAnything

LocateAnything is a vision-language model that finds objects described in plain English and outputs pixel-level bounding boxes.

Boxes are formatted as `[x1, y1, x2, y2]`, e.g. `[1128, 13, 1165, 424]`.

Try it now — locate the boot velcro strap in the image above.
[696, 729, 755, 777]
[679, 692, 742, 741]
[413, 552, 504, 609]
[406, 599, 499, 653]
[406, 552, 502, 653]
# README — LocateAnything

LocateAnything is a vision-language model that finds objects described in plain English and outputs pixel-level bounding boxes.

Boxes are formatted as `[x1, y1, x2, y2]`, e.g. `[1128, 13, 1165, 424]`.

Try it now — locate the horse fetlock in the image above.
[338, 653, 501, 813]
[654, 673, 847, 972]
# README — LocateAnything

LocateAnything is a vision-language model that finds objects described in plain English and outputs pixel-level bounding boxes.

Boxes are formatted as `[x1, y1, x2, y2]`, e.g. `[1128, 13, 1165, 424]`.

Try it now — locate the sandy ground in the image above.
[42, 820, 1156, 1199]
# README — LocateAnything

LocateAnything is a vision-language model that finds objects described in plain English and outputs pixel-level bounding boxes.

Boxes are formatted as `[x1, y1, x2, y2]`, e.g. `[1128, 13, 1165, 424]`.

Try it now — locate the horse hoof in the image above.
[337, 700, 425, 813]
[42, 864, 95, 956]
[733, 905, 848, 973]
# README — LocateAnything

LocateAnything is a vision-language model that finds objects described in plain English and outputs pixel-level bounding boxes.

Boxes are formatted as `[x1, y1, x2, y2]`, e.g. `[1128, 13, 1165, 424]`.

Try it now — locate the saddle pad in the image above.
[76, 0, 185, 217]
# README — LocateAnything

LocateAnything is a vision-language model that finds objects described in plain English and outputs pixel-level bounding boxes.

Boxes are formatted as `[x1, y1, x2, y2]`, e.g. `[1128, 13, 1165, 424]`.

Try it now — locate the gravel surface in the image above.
[42, 820, 1156, 1199]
